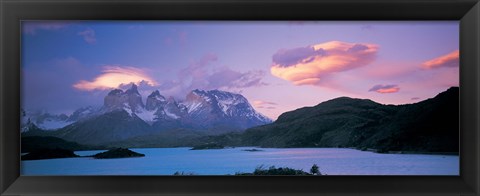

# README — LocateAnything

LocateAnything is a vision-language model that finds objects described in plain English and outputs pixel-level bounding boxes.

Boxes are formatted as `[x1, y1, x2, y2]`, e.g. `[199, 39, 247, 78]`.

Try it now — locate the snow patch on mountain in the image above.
[164, 109, 180, 119]
[135, 109, 157, 124]
[123, 103, 134, 116]
[186, 101, 203, 113]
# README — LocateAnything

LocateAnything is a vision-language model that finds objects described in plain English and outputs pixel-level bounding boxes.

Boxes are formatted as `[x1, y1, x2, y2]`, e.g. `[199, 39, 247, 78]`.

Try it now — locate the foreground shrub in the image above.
[236, 164, 322, 176]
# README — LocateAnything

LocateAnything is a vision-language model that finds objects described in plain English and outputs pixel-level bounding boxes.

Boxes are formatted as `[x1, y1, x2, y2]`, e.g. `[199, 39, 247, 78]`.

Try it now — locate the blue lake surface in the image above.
[21, 147, 459, 175]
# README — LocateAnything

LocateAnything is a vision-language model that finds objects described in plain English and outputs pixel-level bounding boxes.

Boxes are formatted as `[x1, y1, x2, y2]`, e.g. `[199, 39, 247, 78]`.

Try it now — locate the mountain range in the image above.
[22, 84, 272, 145]
[22, 85, 459, 153]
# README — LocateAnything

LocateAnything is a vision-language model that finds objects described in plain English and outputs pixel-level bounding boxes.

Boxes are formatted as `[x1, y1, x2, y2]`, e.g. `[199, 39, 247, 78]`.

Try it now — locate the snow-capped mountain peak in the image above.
[21, 109, 73, 131]
[67, 106, 97, 122]
[22, 87, 272, 134]
[183, 89, 272, 125]
[103, 84, 144, 113]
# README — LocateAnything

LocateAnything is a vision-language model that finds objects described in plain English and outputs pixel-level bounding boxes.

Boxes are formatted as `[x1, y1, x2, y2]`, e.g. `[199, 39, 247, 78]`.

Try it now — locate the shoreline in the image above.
[69, 146, 459, 156]
[355, 147, 458, 155]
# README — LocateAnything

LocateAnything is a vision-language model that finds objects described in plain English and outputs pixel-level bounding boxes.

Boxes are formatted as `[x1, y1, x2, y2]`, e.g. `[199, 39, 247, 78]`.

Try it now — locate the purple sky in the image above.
[21, 21, 459, 120]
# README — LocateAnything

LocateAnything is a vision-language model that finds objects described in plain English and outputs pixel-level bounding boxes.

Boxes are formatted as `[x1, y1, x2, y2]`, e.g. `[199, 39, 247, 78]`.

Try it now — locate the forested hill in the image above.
[238, 87, 459, 153]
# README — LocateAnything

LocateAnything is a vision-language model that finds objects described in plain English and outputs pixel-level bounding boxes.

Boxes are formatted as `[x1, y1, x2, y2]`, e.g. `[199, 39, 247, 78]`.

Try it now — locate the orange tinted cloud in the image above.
[368, 84, 400, 94]
[270, 41, 378, 85]
[376, 88, 399, 93]
[73, 66, 158, 91]
[422, 50, 459, 69]
[253, 100, 277, 110]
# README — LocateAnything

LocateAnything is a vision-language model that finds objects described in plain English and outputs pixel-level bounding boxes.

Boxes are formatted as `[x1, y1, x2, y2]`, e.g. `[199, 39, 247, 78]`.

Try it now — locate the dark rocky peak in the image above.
[125, 83, 140, 95]
[167, 96, 177, 104]
[148, 90, 165, 100]
[146, 90, 167, 111]
[108, 89, 124, 96]
[164, 97, 188, 118]
[104, 84, 144, 113]
[192, 89, 206, 95]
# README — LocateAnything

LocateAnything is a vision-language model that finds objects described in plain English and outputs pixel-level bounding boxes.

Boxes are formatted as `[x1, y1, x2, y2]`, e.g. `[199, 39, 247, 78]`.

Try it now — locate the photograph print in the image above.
[20, 21, 459, 175]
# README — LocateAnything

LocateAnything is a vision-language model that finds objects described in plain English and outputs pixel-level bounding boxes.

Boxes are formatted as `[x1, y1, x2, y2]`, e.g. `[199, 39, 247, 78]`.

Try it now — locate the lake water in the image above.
[21, 147, 459, 175]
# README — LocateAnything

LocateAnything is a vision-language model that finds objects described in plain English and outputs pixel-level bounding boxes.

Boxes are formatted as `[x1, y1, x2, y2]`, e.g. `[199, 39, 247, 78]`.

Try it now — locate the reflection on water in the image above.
[21, 147, 459, 175]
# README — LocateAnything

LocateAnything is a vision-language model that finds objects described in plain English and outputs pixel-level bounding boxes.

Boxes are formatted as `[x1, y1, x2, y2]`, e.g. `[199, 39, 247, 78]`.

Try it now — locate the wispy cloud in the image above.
[253, 100, 278, 109]
[368, 84, 400, 94]
[207, 68, 267, 90]
[23, 21, 70, 35]
[411, 97, 420, 100]
[78, 28, 97, 44]
[159, 54, 267, 97]
[271, 41, 379, 86]
[73, 66, 158, 91]
[422, 50, 459, 69]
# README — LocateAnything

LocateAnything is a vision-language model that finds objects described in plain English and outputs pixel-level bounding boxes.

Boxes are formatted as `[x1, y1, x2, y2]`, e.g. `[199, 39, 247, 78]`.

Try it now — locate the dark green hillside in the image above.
[241, 97, 397, 148]
[105, 128, 207, 148]
[22, 148, 79, 160]
[21, 136, 101, 153]
[51, 110, 152, 145]
[367, 87, 459, 152]
[240, 87, 459, 153]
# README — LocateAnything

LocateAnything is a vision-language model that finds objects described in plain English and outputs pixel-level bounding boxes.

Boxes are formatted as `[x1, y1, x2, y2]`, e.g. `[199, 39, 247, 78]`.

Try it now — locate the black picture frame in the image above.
[1, 0, 479, 195]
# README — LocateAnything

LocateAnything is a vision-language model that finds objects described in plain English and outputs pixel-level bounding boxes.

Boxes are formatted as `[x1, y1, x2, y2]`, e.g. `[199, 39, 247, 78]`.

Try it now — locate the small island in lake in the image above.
[92, 148, 145, 159]
[21, 148, 79, 160]
[242, 149, 263, 152]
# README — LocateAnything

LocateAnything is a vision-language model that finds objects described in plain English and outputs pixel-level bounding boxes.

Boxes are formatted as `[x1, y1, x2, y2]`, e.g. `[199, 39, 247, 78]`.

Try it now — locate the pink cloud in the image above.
[368, 84, 400, 94]
[422, 50, 459, 69]
[78, 28, 96, 44]
[23, 22, 70, 35]
[253, 100, 278, 110]
[270, 41, 379, 86]
[73, 66, 158, 91]
[253, 100, 278, 109]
